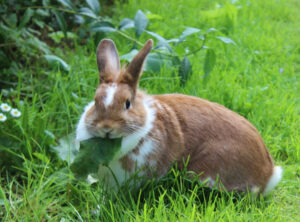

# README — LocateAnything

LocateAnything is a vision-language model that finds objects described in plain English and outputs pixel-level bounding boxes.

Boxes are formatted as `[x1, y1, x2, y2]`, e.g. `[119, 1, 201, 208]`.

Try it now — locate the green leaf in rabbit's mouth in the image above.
[70, 137, 122, 180]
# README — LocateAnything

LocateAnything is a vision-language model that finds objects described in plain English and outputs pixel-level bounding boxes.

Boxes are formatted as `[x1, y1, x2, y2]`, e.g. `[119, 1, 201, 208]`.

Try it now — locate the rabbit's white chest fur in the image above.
[76, 98, 157, 186]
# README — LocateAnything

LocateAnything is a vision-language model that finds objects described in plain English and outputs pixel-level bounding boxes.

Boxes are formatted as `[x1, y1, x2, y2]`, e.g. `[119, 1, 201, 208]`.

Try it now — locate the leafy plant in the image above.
[52, 133, 122, 180]
[70, 137, 122, 180]
[81, 9, 236, 84]
[0, 0, 235, 88]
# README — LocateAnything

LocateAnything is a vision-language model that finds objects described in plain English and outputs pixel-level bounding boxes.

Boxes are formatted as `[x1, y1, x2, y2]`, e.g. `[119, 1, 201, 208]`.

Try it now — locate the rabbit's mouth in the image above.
[91, 129, 123, 139]
[105, 132, 122, 139]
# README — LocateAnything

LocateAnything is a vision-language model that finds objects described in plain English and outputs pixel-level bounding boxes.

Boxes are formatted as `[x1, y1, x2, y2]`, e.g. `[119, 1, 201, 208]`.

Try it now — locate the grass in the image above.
[0, 0, 299, 221]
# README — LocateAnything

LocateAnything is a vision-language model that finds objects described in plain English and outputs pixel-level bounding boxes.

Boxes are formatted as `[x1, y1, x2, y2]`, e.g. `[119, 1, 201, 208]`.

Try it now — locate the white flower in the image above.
[10, 108, 21, 118]
[0, 113, 7, 122]
[0, 103, 11, 112]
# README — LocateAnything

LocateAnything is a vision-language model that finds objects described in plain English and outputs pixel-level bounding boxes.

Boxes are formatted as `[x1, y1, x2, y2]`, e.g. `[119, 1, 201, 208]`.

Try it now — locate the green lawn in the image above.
[0, 0, 299, 221]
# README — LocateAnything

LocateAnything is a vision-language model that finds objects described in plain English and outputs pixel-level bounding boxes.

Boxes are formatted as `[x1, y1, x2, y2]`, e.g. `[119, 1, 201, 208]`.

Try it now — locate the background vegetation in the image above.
[0, 0, 299, 221]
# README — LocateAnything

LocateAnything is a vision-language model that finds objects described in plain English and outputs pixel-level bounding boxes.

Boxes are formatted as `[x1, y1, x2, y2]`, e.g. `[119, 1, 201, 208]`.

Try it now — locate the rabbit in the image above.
[76, 39, 282, 195]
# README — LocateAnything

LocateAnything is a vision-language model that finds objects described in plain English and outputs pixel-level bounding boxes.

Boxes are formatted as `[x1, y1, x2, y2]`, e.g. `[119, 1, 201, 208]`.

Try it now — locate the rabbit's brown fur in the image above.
[76, 39, 282, 194]
[153, 94, 274, 192]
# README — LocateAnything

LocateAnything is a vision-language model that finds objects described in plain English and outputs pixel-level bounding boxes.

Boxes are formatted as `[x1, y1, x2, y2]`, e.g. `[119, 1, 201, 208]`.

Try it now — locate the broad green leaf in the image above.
[79, 7, 98, 19]
[19, 8, 34, 29]
[119, 18, 134, 30]
[36, 9, 50, 17]
[121, 50, 172, 72]
[120, 49, 138, 61]
[45, 54, 70, 72]
[145, 53, 172, 72]
[206, 28, 218, 33]
[146, 31, 172, 52]
[134, 10, 148, 38]
[75, 15, 85, 24]
[167, 38, 179, 43]
[86, 0, 101, 15]
[52, 133, 78, 165]
[215, 36, 236, 45]
[179, 27, 201, 43]
[146, 31, 166, 43]
[53, 11, 67, 38]
[58, 0, 75, 10]
[90, 21, 116, 33]
[70, 137, 122, 180]
[198, 35, 205, 40]
[203, 49, 216, 80]
[178, 56, 192, 86]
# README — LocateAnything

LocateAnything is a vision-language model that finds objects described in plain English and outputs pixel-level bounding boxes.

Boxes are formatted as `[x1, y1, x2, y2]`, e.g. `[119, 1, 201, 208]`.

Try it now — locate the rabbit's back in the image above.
[154, 94, 275, 193]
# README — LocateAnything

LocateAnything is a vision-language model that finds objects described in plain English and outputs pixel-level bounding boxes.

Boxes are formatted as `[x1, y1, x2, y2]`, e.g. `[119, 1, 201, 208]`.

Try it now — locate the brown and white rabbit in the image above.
[76, 39, 282, 194]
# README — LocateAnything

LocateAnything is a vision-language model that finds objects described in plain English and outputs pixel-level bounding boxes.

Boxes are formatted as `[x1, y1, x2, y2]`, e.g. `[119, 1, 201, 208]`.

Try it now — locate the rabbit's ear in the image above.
[96, 39, 120, 83]
[125, 39, 153, 88]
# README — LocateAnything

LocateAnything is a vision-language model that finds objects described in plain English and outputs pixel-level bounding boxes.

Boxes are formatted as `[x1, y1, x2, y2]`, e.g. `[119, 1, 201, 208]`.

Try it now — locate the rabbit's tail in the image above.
[263, 166, 283, 195]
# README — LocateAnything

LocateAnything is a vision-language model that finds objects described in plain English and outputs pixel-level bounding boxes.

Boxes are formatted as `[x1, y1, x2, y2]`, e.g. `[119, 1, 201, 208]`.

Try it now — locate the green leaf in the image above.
[74, 15, 85, 24]
[146, 31, 166, 43]
[146, 31, 172, 52]
[36, 9, 50, 17]
[215, 36, 236, 45]
[70, 137, 122, 180]
[134, 10, 148, 39]
[79, 7, 98, 19]
[90, 21, 116, 33]
[58, 0, 75, 10]
[120, 49, 138, 61]
[53, 11, 67, 38]
[179, 27, 201, 43]
[86, 0, 101, 15]
[121, 50, 172, 72]
[52, 133, 78, 165]
[178, 56, 192, 86]
[19, 8, 34, 29]
[45, 54, 70, 72]
[203, 49, 216, 80]
[119, 18, 134, 30]
[145, 53, 172, 72]
[206, 28, 218, 34]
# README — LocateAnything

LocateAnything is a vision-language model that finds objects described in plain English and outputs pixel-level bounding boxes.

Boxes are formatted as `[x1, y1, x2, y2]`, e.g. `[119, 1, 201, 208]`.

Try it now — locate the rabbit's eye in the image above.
[125, 99, 131, 110]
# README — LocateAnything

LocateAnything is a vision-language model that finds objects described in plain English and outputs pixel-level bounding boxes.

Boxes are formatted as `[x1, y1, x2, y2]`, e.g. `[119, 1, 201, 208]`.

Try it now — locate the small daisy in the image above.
[0, 113, 7, 122]
[0, 103, 11, 112]
[10, 108, 21, 118]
